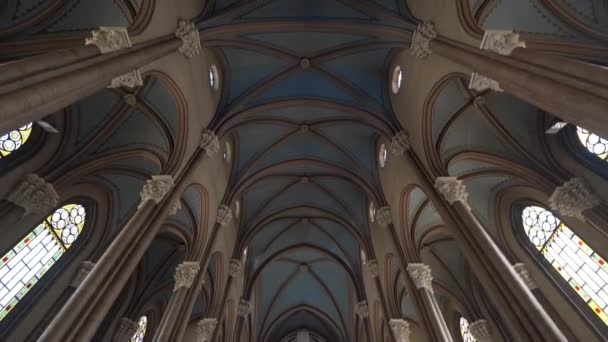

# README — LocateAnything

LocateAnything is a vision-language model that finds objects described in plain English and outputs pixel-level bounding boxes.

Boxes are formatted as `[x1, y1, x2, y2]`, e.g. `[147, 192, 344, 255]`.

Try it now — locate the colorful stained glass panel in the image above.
[459, 317, 476, 342]
[577, 126, 608, 162]
[0, 123, 33, 159]
[130, 315, 147, 342]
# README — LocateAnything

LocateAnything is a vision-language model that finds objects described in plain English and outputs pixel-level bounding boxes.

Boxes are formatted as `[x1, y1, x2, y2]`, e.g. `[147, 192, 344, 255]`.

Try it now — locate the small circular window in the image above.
[223, 141, 231, 162]
[209, 65, 219, 90]
[369, 201, 376, 222]
[391, 65, 403, 94]
[378, 143, 387, 168]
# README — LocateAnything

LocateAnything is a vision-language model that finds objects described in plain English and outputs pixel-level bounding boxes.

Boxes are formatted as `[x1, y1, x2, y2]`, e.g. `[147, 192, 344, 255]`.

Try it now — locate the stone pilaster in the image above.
[173, 261, 200, 291]
[469, 72, 503, 92]
[411, 22, 437, 59]
[389, 319, 411, 342]
[175, 20, 201, 58]
[196, 318, 218, 342]
[7, 174, 58, 215]
[407, 263, 433, 293]
[139, 175, 174, 208]
[480, 30, 526, 56]
[549, 178, 600, 219]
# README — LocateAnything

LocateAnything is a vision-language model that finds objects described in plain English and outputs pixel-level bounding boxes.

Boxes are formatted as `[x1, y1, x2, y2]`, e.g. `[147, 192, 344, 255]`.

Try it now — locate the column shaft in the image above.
[418, 289, 453, 342]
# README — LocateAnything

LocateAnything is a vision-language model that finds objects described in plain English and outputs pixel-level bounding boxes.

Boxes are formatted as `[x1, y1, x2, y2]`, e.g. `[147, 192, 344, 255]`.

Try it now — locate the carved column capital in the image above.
[70, 261, 95, 288]
[168, 199, 182, 216]
[549, 178, 600, 219]
[469, 319, 492, 342]
[8, 174, 59, 215]
[411, 21, 437, 58]
[175, 20, 201, 58]
[375, 206, 393, 226]
[197, 318, 218, 342]
[238, 300, 252, 317]
[365, 259, 379, 278]
[217, 204, 233, 226]
[480, 30, 526, 56]
[407, 263, 433, 293]
[113, 317, 139, 342]
[109, 71, 143, 89]
[200, 130, 220, 155]
[174, 261, 200, 291]
[229, 259, 242, 277]
[389, 319, 411, 342]
[390, 130, 410, 156]
[513, 263, 538, 290]
[139, 175, 174, 208]
[434, 177, 468, 206]
[468, 72, 503, 92]
[355, 300, 369, 318]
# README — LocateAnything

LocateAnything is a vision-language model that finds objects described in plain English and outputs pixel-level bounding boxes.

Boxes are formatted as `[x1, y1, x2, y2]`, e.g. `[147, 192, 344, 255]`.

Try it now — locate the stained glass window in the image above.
[130, 315, 148, 342]
[522, 205, 608, 325]
[0, 123, 33, 159]
[459, 317, 476, 342]
[577, 127, 608, 162]
[0, 204, 86, 321]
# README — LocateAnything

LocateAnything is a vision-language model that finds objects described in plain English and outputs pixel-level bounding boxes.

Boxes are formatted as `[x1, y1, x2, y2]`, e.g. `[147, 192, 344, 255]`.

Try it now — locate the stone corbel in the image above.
[411, 22, 437, 59]
[7, 174, 59, 215]
[217, 204, 233, 226]
[549, 178, 600, 220]
[139, 175, 175, 208]
[480, 30, 526, 56]
[173, 261, 200, 291]
[468, 72, 503, 92]
[175, 20, 201, 58]
[407, 263, 433, 293]
[197, 318, 218, 342]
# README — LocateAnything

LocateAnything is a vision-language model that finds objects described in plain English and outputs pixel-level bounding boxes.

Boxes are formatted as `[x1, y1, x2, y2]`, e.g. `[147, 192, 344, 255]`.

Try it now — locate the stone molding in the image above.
[407, 263, 433, 293]
[390, 130, 410, 156]
[411, 22, 437, 58]
[434, 177, 468, 206]
[217, 204, 233, 226]
[355, 300, 369, 318]
[174, 261, 200, 291]
[197, 318, 218, 342]
[70, 261, 95, 288]
[139, 175, 174, 208]
[200, 130, 220, 155]
[365, 259, 379, 278]
[389, 319, 411, 342]
[480, 30, 526, 56]
[175, 20, 201, 58]
[238, 300, 252, 317]
[469, 319, 492, 342]
[513, 263, 538, 290]
[549, 178, 600, 219]
[229, 259, 242, 277]
[375, 206, 393, 226]
[113, 317, 139, 342]
[109, 70, 143, 89]
[468, 72, 503, 92]
[8, 174, 59, 215]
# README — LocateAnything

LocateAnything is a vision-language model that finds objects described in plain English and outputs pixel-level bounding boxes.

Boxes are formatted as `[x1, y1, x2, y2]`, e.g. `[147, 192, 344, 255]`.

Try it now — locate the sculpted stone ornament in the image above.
[375, 206, 393, 226]
[139, 175, 174, 208]
[389, 319, 411, 342]
[173, 261, 200, 291]
[113, 318, 139, 342]
[480, 30, 526, 56]
[168, 199, 182, 216]
[549, 178, 600, 219]
[411, 21, 437, 59]
[355, 300, 369, 318]
[70, 261, 95, 288]
[200, 130, 220, 155]
[175, 20, 201, 58]
[229, 259, 242, 277]
[513, 263, 538, 290]
[238, 300, 252, 317]
[434, 177, 468, 207]
[365, 259, 379, 278]
[217, 204, 233, 226]
[8, 174, 59, 215]
[468, 72, 503, 92]
[197, 318, 218, 342]
[469, 319, 492, 342]
[85, 27, 143, 89]
[407, 263, 433, 293]
[390, 130, 410, 156]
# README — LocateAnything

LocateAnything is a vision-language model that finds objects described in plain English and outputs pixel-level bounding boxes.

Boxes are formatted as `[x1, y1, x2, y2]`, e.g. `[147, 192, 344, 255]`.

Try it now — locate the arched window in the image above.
[0, 203, 86, 321]
[459, 317, 476, 342]
[521, 205, 608, 325]
[576, 127, 608, 163]
[0, 123, 33, 159]
[130, 315, 148, 342]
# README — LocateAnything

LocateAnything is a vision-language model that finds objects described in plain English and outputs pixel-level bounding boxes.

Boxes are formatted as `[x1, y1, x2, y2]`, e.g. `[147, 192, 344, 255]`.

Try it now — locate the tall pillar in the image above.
[0, 20, 200, 133]
[433, 176, 566, 341]
[411, 23, 608, 137]
[153, 261, 201, 342]
[406, 264, 453, 342]
[112, 318, 138, 342]
[389, 319, 411, 342]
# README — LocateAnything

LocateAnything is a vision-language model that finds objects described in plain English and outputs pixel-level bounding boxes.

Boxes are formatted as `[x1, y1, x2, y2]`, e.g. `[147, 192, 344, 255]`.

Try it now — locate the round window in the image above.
[209, 65, 219, 90]
[378, 143, 387, 168]
[391, 65, 403, 94]
[369, 201, 376, 222]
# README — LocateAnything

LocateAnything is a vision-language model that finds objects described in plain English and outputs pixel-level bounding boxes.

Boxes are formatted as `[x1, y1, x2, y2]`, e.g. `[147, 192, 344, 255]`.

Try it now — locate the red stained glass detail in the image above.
[579, 241, 584, 246]
[600, 260, 605, 266]
[24, 238, 29, 244]
[576, 286, 581, 291]
[26, 283, 31, 288]
[2, 256, 7, 263]
[558, 267, 562, 271]
[5, 306, 10, 311]
[596, 308, 602, 314]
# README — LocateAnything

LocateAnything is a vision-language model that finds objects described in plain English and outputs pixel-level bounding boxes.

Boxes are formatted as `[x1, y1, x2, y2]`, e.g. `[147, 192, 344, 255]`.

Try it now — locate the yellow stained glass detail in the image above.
[0, 123, 33, 158]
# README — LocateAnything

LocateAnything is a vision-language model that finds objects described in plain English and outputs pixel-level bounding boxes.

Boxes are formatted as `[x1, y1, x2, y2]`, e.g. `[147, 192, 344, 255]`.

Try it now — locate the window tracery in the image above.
[459, 317, 476, 342]
[521, 205, 608, 325]
[130, 315, 148, 342]
[0, 204, 86, 321]
[0, 123, 33, 159]
[577, 127, 608, 162]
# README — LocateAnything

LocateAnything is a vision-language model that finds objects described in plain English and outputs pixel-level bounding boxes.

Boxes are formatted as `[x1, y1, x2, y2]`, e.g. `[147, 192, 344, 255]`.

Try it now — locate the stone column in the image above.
[434, 176, 566, 341]
[406, 264, 453, 342]
[70, 261, 95, 288]
[0, 20, 200, 133]
[112, 318, 139, 342]
[197, 318, 218, 342]
[411, 23, 608, 137]
[153, 261, 201, 342]
[469, 320, 493, 342]
[389, 319, 411, 342]
[296, 330, 311, 342]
